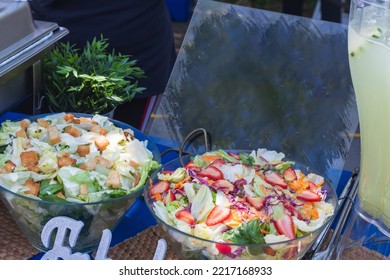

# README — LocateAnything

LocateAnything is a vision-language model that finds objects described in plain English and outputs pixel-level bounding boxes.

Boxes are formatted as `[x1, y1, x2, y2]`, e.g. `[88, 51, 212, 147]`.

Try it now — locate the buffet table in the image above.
[1, 0, 389, 260]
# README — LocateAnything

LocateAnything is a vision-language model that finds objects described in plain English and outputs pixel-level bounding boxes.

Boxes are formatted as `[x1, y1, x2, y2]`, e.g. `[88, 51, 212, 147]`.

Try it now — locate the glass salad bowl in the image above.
[144, 149, 337, 260]
[0, 113, 161, 253]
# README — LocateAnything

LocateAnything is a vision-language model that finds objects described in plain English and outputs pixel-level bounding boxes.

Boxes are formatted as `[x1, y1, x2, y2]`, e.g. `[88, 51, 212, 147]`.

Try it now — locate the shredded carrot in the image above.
[201, 154, 220, 163]
[317, 180, 325, 187]
[260, 228, 269, 235]
[260, 184, 267, 195]
[310, 208, 319, 219]
[303, 202, 314, 208]
[152, 193, 162, 201]
[288, 176, 309, 192]
[258, 211, 270, 221]
[301, 202, 319, 219]
[174, 176, 190, 189]
[224, 210, 243, 228]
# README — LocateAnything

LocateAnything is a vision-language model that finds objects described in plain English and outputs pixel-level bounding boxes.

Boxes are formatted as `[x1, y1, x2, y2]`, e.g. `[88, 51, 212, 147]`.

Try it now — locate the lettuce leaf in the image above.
[214, 150, 239, 163]
[39, 179, 63, 196]
[134, 159, 161, 191]
[1, 120, 22, 135]
[239, 152, 255, 166]
[223, 219, 265, 244]
[191, 185, 214, 222]
[0, 154, 10, 168]
[157, 167, 186, 183]
[193, 155, 207, 168]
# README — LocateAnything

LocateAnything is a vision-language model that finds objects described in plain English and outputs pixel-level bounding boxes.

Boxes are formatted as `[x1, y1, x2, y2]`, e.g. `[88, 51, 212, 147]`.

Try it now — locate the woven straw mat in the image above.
[1, 199, 387, 260]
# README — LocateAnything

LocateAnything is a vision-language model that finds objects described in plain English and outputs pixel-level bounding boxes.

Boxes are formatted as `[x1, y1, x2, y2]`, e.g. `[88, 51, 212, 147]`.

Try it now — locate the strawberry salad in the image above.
[148, 149, 335, 259]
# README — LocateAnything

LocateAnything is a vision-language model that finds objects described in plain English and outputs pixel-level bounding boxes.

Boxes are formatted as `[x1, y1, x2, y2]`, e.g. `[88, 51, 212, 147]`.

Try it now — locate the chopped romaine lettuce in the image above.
[157, 167, 186, 183]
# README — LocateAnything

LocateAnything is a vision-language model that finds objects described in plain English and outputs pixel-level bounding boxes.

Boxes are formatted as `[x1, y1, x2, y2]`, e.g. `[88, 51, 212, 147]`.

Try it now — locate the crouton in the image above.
[0, 161, 16, 174]
[72, 118, 81, 124]
[90, 125, 108, 135]
[19, 119, 30, 130]
[94, 135, 110, 151]
[64, 126, 81, 137]
[81, 158, 97, 171]
[129, 160, 139, 168]
[63, 113, 75, 123]
[37, 118, 50, 128]
[58, 151, 70, 157]
[20, 150, 39, 171]
[15, 129, 27, 138]
[58, 156, 77, 167]
[95, 155, 114, 169]
[56, 192, 65, 199]
[47, 125, 61, 145]
[123, 128, 134, 140]
[77, 145, 90, 157]
[80, 184, 88, 195]
[106, 170, 121, 188]
[79, 117, 98, 125]
[100, 128, 108, 135]
[24, 180, 40, 196]
[134, 172, 141, 187]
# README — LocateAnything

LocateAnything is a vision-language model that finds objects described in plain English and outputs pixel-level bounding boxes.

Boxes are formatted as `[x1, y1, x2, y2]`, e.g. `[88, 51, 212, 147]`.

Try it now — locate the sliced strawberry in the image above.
[150, 181, 170, 195]
[283, 167, 297, 182]
[209, 158, 225, 169]
[227, 151, 240, 160]
[197, 166, 224, 181]
[175, 209, 195, 225]
[264, 171, 287, 188]
[274, 215, 295, 239]
[212, 179, 234, 194]
[184, 161, 202, 172]
[296, 190, 321, 202]
[206, 206, 231, 226]
[215, 243, 232, 255]
[283, 203, 303, 220]
[163, 190, 176, 204]
[246, 196, 265, 211]
[185, 161, 196, 168]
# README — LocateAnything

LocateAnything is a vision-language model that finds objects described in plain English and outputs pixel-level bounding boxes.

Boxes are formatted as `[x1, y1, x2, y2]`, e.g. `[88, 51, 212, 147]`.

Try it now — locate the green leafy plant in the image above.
[42, 36, 145, 114]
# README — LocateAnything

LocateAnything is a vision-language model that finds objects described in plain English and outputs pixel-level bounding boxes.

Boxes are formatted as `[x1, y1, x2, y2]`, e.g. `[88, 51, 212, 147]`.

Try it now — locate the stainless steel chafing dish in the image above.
[0, 0, 68, 115]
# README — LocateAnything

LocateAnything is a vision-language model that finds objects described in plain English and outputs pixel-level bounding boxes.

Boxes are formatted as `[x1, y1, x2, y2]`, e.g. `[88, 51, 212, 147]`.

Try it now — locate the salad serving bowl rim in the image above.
[0, 112, 161, 206]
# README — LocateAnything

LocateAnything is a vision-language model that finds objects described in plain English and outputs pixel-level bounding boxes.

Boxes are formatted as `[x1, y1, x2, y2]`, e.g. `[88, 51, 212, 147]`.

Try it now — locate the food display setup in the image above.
[0, 0, 389, 260]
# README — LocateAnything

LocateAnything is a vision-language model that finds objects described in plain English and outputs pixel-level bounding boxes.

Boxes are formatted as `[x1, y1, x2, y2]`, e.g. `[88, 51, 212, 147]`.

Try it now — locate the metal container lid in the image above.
[0, 0, 69, 80]
[0, 1, 35, 52]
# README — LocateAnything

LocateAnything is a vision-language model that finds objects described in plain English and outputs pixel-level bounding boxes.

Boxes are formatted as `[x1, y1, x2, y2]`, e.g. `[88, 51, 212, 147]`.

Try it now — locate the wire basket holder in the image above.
[303, 167, 360, 259]
[160, 128, 212, 166]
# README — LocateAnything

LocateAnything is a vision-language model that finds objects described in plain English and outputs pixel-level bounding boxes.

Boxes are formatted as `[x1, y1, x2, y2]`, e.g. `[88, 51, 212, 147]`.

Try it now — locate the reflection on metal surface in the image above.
[145, 0, 359, 191]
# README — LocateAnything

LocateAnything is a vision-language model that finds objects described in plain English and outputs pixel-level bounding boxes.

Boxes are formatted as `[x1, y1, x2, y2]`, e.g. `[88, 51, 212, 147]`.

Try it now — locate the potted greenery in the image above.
[42, 36, 145, 116]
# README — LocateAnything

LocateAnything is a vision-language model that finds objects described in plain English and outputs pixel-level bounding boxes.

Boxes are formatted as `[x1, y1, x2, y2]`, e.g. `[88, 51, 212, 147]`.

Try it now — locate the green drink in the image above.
[348, 0, 390, 234]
